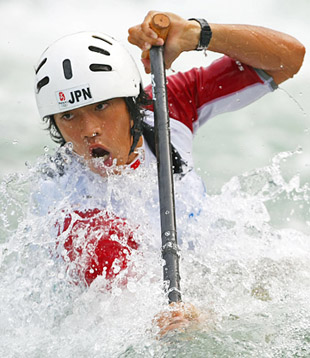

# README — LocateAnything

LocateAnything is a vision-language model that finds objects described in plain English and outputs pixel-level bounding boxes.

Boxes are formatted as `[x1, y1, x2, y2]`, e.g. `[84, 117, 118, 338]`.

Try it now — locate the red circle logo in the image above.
[59, 92, 66, 101]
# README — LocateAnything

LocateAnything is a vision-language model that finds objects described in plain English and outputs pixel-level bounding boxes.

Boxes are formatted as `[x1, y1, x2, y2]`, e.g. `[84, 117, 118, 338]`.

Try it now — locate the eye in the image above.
[95, 102, 109, 111]
[60, 113, 74, 121]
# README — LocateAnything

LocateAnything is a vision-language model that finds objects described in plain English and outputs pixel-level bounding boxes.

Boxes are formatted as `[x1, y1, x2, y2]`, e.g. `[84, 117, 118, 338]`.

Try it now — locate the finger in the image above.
[141, 57, 151, 74]
[167, 318, 189, 328]
[164, 49, 180, 71]
[171, 310, 184, 319]
[140, 21, 165, 45]
[141, 10, 159, 36]
[128, 25, 149, 49]
[141, 20, 159, 40]
[128, 26, 151, 49]
[128, 24, 164, 50]
[141, 10, 167, 44]
[159, 318, 190, 337]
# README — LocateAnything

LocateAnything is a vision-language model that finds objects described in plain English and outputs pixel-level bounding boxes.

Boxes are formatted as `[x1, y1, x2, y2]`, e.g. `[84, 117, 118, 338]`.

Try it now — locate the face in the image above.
[54, 98, 141, 176]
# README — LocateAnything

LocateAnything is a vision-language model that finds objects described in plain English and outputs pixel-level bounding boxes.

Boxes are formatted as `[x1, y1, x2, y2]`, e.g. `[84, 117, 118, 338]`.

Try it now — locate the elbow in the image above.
[271, 41, 306, 85]
[289, 42, 306, 78]
[292, 43, 306, 77]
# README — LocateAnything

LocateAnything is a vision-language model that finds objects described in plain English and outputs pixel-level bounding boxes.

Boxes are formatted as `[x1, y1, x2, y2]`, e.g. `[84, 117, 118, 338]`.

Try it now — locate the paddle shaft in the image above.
[149, 14, 181, 303]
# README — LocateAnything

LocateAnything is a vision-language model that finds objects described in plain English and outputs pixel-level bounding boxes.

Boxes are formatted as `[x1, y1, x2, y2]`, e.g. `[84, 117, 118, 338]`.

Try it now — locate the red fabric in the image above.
[59, 208, 138, 286]
[144, 56, 263, 132]
[130, 158, 141, 170]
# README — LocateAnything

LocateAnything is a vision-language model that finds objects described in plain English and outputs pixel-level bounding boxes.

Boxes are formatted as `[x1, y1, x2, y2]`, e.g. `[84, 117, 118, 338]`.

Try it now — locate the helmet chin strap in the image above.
[125, 92, 151, 156]
[129, 119, 142, 155]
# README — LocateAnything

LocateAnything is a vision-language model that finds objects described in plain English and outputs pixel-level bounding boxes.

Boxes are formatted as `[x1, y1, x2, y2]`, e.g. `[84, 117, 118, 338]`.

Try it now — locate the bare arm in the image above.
[207, 23, 305, 84]
[128, 11, 305, 84]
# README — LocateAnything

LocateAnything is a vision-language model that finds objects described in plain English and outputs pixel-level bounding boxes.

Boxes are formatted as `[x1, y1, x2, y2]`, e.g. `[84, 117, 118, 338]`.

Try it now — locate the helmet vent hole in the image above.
[37, 76, 50, 93]
[63, 59, 73, 79]
[89, 64, 112, 72]
[35, 58, 47, 74]
[92, 35, 113, 46]
[89, 46, 110, 56]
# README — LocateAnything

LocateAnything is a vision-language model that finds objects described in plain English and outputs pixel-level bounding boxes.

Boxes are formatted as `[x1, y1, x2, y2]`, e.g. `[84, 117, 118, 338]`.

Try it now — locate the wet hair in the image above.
[43, 85, 152, 153]
[125, 86, 152, 154]
[43, 115, 66, 146]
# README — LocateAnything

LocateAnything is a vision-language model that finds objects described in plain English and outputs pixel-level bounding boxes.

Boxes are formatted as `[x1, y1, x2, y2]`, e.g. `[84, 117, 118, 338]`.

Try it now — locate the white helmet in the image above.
[35, 32, 141, 118]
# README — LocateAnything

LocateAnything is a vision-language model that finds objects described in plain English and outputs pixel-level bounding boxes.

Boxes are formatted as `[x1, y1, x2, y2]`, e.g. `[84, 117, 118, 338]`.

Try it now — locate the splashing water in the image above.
[0, 148, 310, 357]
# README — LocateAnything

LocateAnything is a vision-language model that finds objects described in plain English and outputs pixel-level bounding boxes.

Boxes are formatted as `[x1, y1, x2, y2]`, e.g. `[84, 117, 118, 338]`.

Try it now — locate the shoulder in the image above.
[144, 56, 276, 132]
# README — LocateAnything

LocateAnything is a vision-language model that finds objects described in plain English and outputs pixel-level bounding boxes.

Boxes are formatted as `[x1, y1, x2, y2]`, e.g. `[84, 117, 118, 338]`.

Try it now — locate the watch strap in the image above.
[188, 18, 212, 51]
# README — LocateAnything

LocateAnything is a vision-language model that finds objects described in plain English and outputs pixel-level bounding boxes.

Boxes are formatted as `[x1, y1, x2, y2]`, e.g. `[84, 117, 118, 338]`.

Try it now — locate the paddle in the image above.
[149, 14, 182, 304]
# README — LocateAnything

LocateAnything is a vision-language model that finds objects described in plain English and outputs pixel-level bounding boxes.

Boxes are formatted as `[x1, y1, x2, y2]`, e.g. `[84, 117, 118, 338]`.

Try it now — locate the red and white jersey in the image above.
[142, 55, 276, 168]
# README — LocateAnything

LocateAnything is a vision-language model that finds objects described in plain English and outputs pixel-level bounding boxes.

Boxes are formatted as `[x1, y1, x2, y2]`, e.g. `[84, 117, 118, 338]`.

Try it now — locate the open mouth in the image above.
[89, 145, 114, 168]
[91, 147, 110, 159]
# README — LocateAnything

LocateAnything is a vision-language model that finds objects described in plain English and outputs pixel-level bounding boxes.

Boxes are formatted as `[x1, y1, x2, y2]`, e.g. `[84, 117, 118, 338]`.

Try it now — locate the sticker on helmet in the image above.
[56, 84, 93, 110]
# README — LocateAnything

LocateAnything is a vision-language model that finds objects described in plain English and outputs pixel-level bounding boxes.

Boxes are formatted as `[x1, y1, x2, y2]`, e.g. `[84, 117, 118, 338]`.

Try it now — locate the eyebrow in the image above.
[57, 100, 111, 116]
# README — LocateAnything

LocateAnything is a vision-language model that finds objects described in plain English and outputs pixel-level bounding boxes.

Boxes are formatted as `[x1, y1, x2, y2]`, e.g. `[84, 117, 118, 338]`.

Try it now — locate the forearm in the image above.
[207, 23, 305, 83]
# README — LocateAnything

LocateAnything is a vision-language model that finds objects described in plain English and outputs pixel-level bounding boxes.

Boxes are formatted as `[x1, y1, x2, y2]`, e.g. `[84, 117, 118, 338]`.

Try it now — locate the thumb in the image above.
[141, 50, 151, 74]
[164, 49, 180, 71]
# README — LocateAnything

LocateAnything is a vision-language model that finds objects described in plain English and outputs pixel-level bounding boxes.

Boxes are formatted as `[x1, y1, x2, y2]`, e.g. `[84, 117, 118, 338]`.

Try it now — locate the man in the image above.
[33, 10, 304, 334]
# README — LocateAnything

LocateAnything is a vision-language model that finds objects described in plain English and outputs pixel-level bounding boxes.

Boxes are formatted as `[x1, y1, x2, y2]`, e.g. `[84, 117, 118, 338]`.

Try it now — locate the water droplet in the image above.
[278, 87, 305, 115]
[165, 210, 170, 215]
[113, 287, 122, 296]
[23, 225, 31, 233]
[219, 85, 223, 89]
[44, 146, 49, 152]
[235, 60, 244, 71]
[127, 281, 136, 293]
[66, 142, 74, 151]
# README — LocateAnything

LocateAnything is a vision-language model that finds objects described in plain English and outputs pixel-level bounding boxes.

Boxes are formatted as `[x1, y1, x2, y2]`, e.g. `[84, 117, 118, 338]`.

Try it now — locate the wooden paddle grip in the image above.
[150, 13, 171, 42]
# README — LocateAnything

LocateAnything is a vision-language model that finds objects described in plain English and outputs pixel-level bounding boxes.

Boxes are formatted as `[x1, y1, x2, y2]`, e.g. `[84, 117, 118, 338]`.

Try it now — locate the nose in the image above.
[79, 111, 102, 140]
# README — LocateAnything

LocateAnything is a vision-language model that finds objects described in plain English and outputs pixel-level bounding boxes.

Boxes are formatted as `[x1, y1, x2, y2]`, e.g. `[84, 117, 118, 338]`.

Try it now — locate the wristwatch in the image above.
[188, 18, 212, 51]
